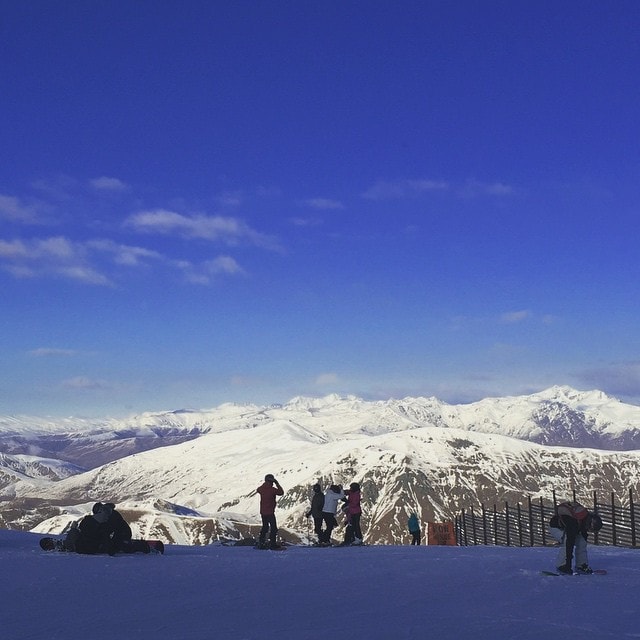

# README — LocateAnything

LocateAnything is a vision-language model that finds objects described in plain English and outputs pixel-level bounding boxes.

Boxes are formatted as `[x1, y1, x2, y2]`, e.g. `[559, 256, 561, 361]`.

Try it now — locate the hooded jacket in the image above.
[322, 486, 345, 514]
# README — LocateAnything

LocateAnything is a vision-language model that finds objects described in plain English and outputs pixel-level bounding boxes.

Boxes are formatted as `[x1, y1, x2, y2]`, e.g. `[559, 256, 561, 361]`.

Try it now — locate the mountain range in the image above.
[1, 385, 640, 545]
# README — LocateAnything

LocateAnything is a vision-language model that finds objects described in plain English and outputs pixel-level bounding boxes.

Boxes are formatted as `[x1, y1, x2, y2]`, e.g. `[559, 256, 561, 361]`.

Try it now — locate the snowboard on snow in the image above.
[254, 544, 287, 551]
[39, 537, 164, 554]
[541, 569, 607, 576]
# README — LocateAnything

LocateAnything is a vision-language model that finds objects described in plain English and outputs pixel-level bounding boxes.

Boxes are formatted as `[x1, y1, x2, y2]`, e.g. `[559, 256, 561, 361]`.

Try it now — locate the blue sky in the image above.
[1, 1, 639, 417]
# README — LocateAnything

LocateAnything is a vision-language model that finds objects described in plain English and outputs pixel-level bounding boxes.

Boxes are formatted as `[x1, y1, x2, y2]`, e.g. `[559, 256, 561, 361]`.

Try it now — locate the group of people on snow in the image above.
[306, 482, 363, 546]
[256, 474, 365, 548]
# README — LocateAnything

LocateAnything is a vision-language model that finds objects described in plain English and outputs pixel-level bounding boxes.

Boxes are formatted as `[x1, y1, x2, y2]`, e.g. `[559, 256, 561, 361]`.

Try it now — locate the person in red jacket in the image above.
[256, 474, 284, 549]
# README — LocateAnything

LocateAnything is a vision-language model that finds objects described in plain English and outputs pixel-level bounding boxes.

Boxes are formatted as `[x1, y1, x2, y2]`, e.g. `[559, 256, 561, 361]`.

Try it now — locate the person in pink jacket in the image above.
[344, 482, 363, 545]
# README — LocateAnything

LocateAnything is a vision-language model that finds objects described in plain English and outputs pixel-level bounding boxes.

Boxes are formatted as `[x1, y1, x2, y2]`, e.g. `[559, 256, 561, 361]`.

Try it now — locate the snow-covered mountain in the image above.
[2, 386, 640, 544]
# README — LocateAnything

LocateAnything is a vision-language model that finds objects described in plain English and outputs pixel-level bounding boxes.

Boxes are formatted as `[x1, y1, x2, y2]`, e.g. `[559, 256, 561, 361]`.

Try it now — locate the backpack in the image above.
[557, 501, 588, 521]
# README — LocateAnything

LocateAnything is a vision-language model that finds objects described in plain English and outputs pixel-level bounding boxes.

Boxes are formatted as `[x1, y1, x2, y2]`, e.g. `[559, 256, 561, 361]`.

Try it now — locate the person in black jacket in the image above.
[67, 502, 151, 555]
[306, 483, 325, 545]
[549, 501, 603, 574]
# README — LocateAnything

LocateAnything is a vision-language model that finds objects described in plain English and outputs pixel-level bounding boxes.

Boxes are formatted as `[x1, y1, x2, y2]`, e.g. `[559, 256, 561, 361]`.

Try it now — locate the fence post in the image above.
[517, 503, 523, 546]
[470, 505, 478, 545]
[631, 488, 637, 548]
[552, 488, 558, 512]
[493, 504, 498, 546]
[611, 492, 617, 546]
[527, 496, 535, 546]
[540, 496, 547, 545]
[481, 503, 488, 545]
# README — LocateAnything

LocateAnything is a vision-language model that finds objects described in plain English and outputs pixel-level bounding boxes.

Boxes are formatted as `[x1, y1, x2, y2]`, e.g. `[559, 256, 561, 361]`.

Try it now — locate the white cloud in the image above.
[205, 255, 244, 275]
[28, 348, 78, 357]
[57, 265, 113, 286]
[361, 178, 514, 200]
[289, 217, 322, 227]
[87, 239, 162, 266]
[0, 235, 113, 286]
[362, 179, 449, 200]
[216, 191, 244, 207]
[61, 376, 109, 390]
[89, 176, 129, 191]
[0, 239, 29, 259]
[500, 310, 531, 324]
[459, 179, 515, 198]
[316, 372, 339, 386]
[576, 361, 640, 400]
[0, 194, 41, 223]
[125, 209, 280, 250]
[176, 255, 245, 285]
[302, 198, 345, 210]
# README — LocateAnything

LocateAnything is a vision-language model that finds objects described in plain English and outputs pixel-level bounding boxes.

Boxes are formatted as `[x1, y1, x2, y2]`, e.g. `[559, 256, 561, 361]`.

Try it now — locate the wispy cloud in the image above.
[28, 347, 79, 357]
[0, 194, 43, 224]
[362, 178, 515, 201]
[61, 376, 110, 390]
[124, 209, 281, 250]
[87, 239, 162, 266]
[458, 179, 515, 198]
[0, 234, 248, 287]
[316, 372, 339, 386]
[173, 255, 245, 285]
[0, 236, 118, 286]
[362, 179, 449, 200]
[302, 198, 345, 210]
[500, 310, 531, 324]
[576, 361, 640, 400]
[89, 176, 129, 192]
[289, 217, 323, 227]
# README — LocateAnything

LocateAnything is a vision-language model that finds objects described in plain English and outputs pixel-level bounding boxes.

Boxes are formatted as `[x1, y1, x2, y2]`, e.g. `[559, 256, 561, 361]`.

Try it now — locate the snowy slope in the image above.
[3, 386, 640, 544]
[2, 528, 639, 640]
[17, 422, 640, 545]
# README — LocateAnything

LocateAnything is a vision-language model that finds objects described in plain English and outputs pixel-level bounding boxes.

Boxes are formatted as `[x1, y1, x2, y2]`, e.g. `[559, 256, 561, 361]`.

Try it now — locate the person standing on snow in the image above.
[549, 500, 603, 574]
[306, 483, 325, 545]
[320, 484, 345, 546]
[344, 482, 363, 545]
[256, 474, 284, 549]
[408, 512, 421, 545]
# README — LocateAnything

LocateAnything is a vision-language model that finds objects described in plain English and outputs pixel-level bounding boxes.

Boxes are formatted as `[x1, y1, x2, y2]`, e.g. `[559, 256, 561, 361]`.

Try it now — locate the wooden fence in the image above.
[455, 489, 640, 548]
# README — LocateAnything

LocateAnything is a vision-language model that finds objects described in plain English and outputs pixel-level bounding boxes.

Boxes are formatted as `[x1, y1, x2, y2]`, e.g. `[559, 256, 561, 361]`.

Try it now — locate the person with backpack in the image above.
[306, 483, 325, 545]
[407, 512, 421, 545]
[549, 500, 603, 574]
[319, 484, 345, 546]
[256, 474, 285, 549]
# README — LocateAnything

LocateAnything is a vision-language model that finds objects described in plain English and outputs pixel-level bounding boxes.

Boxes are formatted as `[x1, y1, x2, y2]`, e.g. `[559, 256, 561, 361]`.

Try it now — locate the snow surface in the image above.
[2, 528, 639, 640]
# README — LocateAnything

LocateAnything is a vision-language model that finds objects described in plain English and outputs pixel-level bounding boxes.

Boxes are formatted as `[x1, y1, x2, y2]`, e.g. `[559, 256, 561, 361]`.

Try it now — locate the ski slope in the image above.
[1, 529, 637, 639]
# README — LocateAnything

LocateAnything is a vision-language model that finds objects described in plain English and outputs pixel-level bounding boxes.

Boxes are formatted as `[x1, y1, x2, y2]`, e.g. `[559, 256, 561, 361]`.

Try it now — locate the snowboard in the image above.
[39, 537, 164, 554]
[254, 544, 287, 551]
[541, 569, 606, 576]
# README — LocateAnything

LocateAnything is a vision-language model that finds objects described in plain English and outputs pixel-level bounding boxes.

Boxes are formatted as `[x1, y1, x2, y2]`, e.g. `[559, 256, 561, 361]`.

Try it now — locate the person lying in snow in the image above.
[61, 502, 158, 555]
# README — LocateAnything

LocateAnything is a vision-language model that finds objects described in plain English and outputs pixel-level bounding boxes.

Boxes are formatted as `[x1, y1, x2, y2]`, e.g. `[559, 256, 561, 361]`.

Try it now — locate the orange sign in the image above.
[427, 521, 456, 545]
